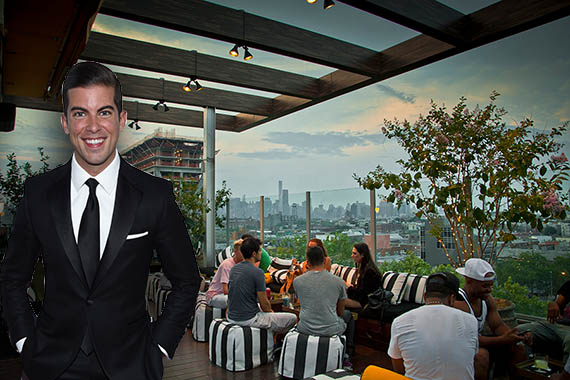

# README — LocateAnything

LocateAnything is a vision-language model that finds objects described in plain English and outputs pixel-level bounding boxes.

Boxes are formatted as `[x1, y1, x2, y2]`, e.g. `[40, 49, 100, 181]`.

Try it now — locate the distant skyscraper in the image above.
[278, 180, 283, 212]
[282, 189, 289, 215]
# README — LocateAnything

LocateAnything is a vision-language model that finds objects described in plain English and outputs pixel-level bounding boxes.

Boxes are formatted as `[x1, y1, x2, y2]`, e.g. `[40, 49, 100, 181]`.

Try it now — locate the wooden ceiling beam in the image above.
[3, 95, 247, 132]
[235, 0, 570, 131]
[338, 0, 468, 46]
[122, 101, 240, 131]
[99, 0, 387, 77]
[116, 73, 275, 116]
[81, 32, 321, 99]
[466, 0, 570, 47]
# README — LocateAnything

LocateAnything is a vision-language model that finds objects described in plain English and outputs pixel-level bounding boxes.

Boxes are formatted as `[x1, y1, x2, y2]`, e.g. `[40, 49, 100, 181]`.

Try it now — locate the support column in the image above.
[370, 189, 377, 262]
[226, 198, 230, 246]
[203, 106, 216, 267]
[260, 196, 264, 242]
[306, 191, 311, 243]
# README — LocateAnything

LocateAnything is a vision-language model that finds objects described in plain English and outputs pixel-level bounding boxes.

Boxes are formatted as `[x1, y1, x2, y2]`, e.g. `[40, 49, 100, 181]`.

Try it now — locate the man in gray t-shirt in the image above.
[227, 238, 296, 334]
[228, 259, 266, 321]
[293, 246, 355, 362]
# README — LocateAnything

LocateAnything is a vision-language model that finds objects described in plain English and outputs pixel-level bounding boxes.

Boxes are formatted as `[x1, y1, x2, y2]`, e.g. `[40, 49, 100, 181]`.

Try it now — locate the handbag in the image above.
[365, 288, 394, 320]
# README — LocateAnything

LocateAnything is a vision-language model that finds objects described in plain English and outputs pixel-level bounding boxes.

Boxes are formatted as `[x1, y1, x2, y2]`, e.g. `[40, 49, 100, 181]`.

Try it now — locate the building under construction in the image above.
[121, 128, 203, 182]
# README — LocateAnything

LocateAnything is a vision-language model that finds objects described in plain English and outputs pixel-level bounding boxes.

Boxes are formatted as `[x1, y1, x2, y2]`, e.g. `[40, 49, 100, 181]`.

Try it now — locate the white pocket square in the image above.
[126, 231, 149, 240]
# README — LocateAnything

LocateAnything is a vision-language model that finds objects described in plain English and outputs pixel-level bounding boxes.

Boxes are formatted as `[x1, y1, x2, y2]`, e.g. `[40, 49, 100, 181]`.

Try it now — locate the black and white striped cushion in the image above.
[192, 298, 226, 342]
[304, 369, 360, 379]
[382, 272, 411, 305]
[216, 246, 234, 268]
[209, 319, 274, 371]
[333, 265, 358, 286]
[146, 274, 161, 301]
[271, 269, 289, 285]
[330, 264, 339, 274]
[400, 273, 428, 304]
[156, 288, 171, 317]
[278, 329, 345, 379]
[268, 258, 293, 273]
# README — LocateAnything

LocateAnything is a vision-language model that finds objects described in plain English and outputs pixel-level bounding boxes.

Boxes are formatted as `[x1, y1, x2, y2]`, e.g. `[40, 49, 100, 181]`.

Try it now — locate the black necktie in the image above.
[78, 178, 99, 355]
[79, 178, 100, 288]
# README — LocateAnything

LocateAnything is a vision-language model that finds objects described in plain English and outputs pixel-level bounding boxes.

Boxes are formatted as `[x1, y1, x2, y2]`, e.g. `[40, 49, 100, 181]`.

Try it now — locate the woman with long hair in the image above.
[345, 242, 382, 309]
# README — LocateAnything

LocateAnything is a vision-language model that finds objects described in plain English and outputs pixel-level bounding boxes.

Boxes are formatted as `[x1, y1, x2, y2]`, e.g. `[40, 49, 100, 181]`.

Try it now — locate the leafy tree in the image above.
[379, 251, 459, 281]
[494, 252, 552, 295]
[355, 93, 569, 267]
[0, 148, 50, 214]
[266, 234, 307, 261]
[171, 179, 231, 250]
[266, 233, 358, 265]
[324, 233, 359, 266]
[492, 277, 548, 317]
[0, 148, 50, 302]
[549, 253, 570, 293]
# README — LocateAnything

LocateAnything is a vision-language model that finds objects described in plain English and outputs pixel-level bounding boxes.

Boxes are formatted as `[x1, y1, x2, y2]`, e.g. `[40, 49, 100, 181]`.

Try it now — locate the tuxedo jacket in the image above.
[0, 158, 201, 380]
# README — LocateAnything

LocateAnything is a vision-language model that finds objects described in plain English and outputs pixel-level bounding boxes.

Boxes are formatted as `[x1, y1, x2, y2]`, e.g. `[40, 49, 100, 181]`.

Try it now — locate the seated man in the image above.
[294, 245, 355, 368]
[518, 280, 570, 362]
[454, 258, 529, 380]
[241, 233, 271, 271]
[227, 237, 297, 333]
[205, 239, 243, 308]
[388, 272, 479, 380]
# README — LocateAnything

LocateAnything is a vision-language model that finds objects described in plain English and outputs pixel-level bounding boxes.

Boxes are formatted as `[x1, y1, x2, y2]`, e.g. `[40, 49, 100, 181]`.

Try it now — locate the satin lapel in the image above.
[92, 165, 141, 290]
[48, 164, 89, 288]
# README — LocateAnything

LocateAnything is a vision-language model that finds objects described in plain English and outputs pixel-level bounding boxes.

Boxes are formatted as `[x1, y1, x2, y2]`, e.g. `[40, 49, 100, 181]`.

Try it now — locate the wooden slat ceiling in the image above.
[5, 0, 570, 133]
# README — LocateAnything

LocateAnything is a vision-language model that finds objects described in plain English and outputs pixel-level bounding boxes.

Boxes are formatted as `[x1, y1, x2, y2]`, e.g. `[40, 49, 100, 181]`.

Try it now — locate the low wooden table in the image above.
[516, 359, 564, 380]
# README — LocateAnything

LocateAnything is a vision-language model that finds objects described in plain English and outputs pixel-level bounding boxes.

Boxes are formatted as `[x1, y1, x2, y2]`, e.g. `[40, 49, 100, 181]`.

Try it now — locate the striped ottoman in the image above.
[278, 329, 346, 379]
[209, 319, 274, 371]
[192, 297, 226, 342]
[304, 369, 360, 379]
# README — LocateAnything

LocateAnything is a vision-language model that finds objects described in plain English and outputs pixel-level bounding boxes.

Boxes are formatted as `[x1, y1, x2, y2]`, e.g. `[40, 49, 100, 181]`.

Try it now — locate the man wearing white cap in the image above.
[454, 258, 529, 380]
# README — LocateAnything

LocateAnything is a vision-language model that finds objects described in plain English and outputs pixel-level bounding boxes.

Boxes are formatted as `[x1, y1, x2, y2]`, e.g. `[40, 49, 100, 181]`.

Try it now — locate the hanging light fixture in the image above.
[243, 47, 253, 61]
[324, 0, 335, 9]
[128, 102, 142, 130]
[306, 0, 317, 3]
[229, 44, 240, 57]
[153, 78, 170, 112]
[183, 52, 204, 92]
[228, 10, 253, 61]
[183, 76, 202, 92]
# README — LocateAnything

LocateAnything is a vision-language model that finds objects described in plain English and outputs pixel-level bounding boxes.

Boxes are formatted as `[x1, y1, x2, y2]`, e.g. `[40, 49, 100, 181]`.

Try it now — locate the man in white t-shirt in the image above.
[388, 272, 479, 380]
[205, 239, 243, 308]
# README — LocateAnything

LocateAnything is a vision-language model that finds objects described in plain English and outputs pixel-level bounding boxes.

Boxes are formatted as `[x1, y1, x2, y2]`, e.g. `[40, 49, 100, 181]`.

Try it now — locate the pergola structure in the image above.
[2, 0, 569, 265]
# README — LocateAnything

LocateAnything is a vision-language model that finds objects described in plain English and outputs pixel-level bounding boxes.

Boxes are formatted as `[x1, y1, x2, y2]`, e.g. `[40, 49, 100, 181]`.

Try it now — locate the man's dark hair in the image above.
[426, 272, 459, 299]
[306, 246, 325, 267]
[62, 61, 123, 116]
[240, 238, 261, 259]
[241, 233, 254, 240]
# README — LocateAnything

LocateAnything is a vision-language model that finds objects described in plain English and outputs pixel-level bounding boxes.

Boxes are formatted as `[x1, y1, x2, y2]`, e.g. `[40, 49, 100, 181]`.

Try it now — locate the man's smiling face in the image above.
[61, 84, 126, 176]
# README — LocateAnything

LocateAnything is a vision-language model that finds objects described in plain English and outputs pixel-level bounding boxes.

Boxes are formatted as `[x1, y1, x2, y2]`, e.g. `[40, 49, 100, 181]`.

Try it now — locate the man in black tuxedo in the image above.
[0, 62, 201, 379]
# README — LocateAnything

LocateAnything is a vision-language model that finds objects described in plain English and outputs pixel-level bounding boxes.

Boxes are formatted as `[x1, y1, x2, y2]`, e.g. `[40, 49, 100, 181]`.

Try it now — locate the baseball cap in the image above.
[426, 272, 459, 297]
[456, 258, 495, 281]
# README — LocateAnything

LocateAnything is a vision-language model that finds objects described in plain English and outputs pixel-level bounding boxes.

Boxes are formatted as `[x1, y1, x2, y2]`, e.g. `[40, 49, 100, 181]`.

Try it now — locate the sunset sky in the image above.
[2, 0, 569, 202]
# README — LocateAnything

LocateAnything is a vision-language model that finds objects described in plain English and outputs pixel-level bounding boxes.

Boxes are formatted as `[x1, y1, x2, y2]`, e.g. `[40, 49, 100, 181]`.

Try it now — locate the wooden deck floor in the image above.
[0, 331, 392, 380]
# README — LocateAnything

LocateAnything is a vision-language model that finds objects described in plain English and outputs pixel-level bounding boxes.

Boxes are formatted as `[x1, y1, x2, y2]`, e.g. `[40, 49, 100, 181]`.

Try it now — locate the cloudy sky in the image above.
[2, 0, 569, 202]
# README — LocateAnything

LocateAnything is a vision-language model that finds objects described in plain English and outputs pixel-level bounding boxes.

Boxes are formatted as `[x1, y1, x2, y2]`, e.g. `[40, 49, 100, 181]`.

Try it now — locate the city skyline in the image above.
[1, 1, 569, 200]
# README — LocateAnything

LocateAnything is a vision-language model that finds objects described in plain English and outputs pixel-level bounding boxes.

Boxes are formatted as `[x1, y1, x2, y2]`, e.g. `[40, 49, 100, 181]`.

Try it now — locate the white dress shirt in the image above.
[17, 151, 169, 358]
[70, 151, 119, 257]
